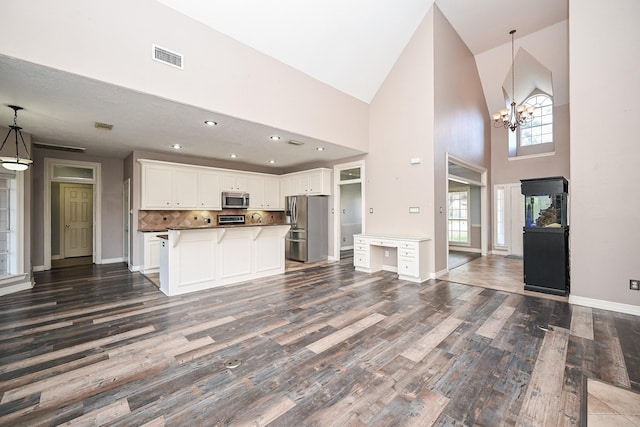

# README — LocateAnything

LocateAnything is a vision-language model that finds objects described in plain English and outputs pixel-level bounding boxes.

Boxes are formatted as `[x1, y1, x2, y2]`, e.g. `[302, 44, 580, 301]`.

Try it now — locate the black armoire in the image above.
[520, 177, 569, 296]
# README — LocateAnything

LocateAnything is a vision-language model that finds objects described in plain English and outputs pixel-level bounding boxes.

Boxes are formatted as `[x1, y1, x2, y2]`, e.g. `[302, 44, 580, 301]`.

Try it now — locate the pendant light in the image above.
[1, 105, 33, 171]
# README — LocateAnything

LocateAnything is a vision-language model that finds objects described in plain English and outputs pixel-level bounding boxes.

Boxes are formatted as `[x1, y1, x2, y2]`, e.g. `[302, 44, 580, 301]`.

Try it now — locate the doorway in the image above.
[44, 159, 102, 270]
[445, 154, 488, 272]
[332, 160, 365, 261]
[58, 183, 93, 261]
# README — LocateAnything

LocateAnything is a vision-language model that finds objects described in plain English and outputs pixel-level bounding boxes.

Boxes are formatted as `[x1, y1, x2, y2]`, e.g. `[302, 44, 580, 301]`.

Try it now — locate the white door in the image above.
[62, 184, 93, 258]
[509, 186, 524, 256]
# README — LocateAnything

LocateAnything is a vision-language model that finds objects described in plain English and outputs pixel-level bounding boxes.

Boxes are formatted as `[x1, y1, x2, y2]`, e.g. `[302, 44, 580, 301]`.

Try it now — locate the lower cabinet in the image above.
[353, 234, 431, 282]
[142, 231, 166, 274]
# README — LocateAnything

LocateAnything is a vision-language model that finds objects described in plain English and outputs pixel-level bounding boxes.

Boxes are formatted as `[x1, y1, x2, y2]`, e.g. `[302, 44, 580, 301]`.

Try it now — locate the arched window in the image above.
[519, 94, 553, 146]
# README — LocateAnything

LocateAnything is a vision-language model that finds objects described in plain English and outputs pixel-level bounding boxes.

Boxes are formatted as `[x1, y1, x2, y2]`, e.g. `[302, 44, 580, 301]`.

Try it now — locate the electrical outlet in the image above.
[384, 250, 390, 257]
[630, 279, 640, 291]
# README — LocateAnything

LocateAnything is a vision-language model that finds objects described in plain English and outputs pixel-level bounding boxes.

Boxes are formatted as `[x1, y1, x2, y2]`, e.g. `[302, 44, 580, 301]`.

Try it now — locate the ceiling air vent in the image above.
[33, 142, 86, 153]
[152, 44, 183, 69]
[288, 140, 305, 146]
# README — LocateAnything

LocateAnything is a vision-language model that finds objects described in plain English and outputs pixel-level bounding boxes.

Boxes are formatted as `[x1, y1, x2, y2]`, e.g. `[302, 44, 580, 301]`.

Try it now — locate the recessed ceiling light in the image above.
[270, 135, 281, 141]
[229, 153, 238, 158]
[171, 144, 182, 150]
[316, 147, 325, 151]
[268, 160, 276, 164]
[204, 120, 218, 126]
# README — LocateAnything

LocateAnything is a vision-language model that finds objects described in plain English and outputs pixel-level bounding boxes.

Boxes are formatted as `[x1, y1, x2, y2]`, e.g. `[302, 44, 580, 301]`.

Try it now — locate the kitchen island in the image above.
[158, 224, 290, 296]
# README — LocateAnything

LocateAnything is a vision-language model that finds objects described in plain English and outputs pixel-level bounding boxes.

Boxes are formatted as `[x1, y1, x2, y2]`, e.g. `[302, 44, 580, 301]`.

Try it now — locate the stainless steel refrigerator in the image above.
[285, 195, 328, 262]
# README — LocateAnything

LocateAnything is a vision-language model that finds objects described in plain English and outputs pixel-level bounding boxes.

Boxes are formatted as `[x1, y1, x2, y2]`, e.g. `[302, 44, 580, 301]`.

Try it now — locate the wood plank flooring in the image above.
[1, 258, 639, 426]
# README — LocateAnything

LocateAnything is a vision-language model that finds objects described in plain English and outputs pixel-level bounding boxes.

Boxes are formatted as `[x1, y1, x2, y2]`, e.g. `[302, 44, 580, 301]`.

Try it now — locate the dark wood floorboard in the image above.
[0, 260, 639, 426]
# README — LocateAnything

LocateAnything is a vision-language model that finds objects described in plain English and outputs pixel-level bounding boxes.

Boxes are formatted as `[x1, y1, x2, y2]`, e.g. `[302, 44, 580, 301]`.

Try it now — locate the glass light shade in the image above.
[2, 161, 29, 171]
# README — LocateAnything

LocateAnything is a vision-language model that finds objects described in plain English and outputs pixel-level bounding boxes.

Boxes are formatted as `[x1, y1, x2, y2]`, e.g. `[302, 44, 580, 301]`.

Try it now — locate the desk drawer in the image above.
[398, 241, 418, 250]
[398, 248, 415, 258]
[398, 257, 419, 277]
[354, 251, 370, 268]
[354, 243, 369, 252]
[370, 239, 397, 247]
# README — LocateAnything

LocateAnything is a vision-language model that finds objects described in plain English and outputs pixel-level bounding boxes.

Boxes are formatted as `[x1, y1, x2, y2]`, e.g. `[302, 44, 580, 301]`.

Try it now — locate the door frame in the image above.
[445, 154, 488, 272]
[332, 160, 365, 261]
[123, 178, 131, 268]
[44, 158, 102, 270]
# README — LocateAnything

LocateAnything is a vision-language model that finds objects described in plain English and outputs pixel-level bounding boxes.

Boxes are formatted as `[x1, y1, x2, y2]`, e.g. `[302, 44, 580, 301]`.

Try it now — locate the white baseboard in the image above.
[490, 249, 509, 256]
[341, 245, 354, 251]
[100, 257, 125, 265]
[129, 264, 141, 272]
[51, 255, 63, 260]
[449, 247, 481, 254]
[33, 265, 46, 272]
[327, 256, 338, 262]
[569, 295, 640, 316]
[0, 278, 34, 296]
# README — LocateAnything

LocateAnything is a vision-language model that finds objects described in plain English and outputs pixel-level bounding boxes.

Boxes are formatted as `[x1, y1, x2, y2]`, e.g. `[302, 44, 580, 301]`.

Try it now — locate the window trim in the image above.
[0, 171, 26, 285]
[508, 90, 555, 158]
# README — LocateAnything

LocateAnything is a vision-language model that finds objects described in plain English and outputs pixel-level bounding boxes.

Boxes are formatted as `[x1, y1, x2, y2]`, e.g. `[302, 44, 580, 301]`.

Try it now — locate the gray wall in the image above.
[31, 148, 124, 267]
[569, 0, 640, 308]
[433, 7, 491, 272]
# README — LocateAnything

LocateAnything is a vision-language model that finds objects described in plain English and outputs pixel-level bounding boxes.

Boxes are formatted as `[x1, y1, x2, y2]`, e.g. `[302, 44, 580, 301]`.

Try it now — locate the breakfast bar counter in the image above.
[159, 224, 290, 296]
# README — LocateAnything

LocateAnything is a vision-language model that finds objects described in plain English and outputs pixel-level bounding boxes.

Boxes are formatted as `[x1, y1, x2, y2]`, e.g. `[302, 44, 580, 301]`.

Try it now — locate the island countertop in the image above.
[167, 223, 288, 231]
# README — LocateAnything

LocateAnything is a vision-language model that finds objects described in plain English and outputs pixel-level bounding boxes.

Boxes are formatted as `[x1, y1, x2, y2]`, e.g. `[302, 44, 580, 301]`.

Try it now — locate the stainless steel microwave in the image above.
[222, 191, 250, 209]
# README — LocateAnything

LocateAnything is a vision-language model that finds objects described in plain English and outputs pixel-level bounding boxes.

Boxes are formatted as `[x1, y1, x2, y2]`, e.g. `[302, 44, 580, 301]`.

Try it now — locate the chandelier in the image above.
[1, 105, 33, 171]
[492, 30, 535, 132]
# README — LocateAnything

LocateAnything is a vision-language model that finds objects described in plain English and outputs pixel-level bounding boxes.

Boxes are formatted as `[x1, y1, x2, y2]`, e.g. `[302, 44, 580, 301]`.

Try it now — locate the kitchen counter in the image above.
[159, 224, 290, 296]
[167, 222, 287, 230]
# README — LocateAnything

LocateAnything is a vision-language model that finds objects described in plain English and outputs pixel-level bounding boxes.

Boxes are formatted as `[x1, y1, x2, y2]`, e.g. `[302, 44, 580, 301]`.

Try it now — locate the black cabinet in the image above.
[523, 227, 569, 295]
[521, 177, 570, 296]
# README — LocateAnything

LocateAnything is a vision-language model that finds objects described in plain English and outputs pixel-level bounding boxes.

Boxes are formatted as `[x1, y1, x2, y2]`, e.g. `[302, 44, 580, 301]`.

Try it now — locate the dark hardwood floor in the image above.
[0, 258, 639, 426]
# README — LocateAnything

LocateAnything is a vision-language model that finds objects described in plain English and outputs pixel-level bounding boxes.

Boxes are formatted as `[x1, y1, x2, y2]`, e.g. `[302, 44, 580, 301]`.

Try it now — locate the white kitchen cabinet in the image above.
[264, 178, 281, 209]
[142, 164, 174, 208]
[247, 176, 282, 210]
[353, 235, 431, 283]
[197, 171, 221, 209]
[282, 168, 331, 196]
[221, 174, 247, 191]
[141, 162, 221, 210]
[142, 231, 166, 274]
[141, 163, 197, 209]
[173, 169, 198, 209]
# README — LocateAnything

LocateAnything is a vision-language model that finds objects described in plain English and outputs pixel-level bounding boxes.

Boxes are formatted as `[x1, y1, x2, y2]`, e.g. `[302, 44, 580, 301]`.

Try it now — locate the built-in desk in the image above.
[353, 234, 432, 283]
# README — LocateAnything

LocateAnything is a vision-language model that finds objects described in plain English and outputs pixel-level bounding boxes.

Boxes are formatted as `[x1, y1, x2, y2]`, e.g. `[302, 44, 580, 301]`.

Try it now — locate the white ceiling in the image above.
[0, 1, 568, 169]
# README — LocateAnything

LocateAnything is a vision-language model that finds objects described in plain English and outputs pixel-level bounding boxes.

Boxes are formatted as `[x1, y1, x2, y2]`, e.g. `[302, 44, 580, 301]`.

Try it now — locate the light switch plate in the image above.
[409, 207, 420, 213]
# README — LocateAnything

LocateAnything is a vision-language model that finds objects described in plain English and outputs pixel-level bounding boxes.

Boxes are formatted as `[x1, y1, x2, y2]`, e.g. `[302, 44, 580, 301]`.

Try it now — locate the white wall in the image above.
[1, 0, 368, 154]
[569, 0, 640, 308]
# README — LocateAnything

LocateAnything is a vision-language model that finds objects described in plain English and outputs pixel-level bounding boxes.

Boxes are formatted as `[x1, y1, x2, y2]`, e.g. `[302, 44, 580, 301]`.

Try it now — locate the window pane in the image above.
[339, 168, 360, 181]
[519, 94, 553, 147]
[53, 165, 94, 180]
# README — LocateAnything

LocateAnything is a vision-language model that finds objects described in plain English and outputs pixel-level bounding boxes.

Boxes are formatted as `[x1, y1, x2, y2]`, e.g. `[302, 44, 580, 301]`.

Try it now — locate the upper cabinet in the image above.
[142, 163, 197, 209]
[247, 176, 282, 210]
[197, 171, 222, 210]
[282, 168, 331, 196]
[139, 160, 330, 211]
[141, 161, 220, 210]
[221, 174, 247, 192]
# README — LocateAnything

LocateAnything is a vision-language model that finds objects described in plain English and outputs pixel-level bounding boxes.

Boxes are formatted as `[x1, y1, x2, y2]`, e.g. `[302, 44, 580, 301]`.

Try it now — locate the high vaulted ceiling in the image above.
[0, 1, 568, 168]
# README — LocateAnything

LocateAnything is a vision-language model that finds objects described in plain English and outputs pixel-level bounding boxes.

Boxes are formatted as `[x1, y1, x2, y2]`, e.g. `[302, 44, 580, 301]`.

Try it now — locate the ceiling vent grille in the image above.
[33, 142, 86, 153]
[153, 44, 183, 69]
[288, 140, 305, 146]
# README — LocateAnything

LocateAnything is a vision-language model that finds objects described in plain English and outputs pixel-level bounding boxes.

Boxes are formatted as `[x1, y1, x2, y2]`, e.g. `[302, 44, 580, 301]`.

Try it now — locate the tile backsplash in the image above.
[138, 209, 286, 231]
